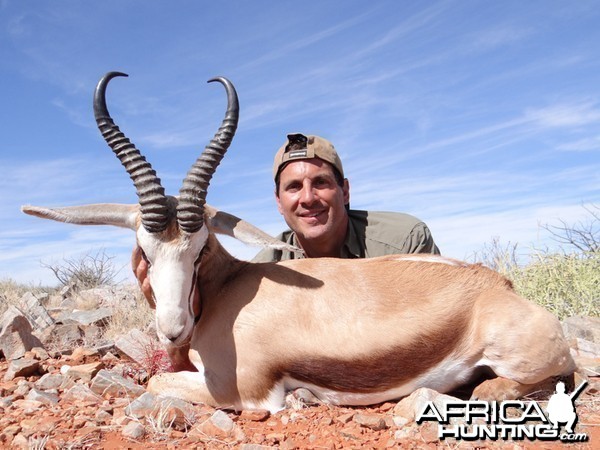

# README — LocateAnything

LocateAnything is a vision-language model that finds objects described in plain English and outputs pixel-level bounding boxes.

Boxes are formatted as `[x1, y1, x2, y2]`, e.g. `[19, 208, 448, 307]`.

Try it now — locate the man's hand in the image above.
[131, 246, 155, 308]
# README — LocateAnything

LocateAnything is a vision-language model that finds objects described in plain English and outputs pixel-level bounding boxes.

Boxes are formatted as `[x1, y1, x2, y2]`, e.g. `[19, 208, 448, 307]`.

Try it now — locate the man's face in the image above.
[276, 158, 349, 245]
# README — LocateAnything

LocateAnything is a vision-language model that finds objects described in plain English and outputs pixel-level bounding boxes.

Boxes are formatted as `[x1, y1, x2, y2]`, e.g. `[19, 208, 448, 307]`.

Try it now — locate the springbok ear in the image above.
[204, 204, 302, 254]
[21, 204, 140, 230]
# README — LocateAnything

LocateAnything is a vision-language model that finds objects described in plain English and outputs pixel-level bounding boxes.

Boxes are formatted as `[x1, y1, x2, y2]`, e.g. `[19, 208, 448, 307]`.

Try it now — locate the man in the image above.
[252, 133, 440, 262]
[133, 133, 439, 298]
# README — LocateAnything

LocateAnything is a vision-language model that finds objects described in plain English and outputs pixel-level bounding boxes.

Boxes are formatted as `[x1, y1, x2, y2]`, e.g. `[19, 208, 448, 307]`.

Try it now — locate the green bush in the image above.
[507, 252, 599, 320]
[473, 205, 599, 319]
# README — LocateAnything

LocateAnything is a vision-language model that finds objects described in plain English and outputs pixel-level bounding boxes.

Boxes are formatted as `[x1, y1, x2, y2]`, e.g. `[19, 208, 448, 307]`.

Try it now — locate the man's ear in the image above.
[343, 178, 350, 206]
[275, 189, 284, 215]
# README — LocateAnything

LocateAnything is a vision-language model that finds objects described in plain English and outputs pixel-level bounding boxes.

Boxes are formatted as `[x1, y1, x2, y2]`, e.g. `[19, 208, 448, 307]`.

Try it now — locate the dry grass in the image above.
[101, 287, 154, 341]
[0, 278, 53, 316]
[0, 278, 154, 350]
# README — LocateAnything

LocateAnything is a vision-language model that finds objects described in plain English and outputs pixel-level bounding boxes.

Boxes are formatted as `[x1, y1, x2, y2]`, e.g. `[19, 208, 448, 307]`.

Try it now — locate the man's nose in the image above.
[299, 183, 317, 204]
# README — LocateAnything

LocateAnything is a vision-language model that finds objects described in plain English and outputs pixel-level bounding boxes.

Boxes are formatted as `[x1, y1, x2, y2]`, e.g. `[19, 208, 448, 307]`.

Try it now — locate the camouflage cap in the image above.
[273, 133, 344, 180]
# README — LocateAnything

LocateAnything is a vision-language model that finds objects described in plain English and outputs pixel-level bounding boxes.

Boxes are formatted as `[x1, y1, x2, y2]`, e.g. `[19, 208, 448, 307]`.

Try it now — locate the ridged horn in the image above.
[94, 72, 169, 233]
[177, 77, 239, 233]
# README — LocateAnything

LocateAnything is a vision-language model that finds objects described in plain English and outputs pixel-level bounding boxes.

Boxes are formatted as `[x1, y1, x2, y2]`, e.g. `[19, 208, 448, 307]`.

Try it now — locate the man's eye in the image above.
[314, 178, 330, 188]
[285, 183, 301, 192]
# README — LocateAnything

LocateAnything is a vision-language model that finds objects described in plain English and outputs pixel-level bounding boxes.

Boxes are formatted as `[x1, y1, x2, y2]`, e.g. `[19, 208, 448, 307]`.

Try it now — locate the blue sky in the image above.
[1, 1, 599, 285]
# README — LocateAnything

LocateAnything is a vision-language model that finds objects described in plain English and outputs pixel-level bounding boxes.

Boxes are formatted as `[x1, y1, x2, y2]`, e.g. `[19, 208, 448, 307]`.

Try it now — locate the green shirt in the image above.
[252, 209, 440, 262]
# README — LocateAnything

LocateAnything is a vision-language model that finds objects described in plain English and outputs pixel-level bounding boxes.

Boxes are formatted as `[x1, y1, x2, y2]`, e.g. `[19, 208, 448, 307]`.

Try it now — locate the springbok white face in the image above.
[137, 224, 209, 345]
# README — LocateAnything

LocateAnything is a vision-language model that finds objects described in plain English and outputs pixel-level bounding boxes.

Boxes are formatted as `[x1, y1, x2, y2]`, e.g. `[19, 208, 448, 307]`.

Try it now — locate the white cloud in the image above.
[525, 102, 600, 128]
[557, 135, 600, 152]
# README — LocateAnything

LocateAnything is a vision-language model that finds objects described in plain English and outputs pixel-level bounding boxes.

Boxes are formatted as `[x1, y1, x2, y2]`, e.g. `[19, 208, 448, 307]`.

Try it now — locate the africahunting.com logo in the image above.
[416, 381, 589, 443]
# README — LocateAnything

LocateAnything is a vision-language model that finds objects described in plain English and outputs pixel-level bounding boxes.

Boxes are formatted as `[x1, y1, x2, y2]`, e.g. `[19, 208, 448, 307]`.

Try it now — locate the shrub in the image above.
[471, 204, 599, 320]
[142, 339, 174, 378]
[41, 249, 120, 289]
[508, 251, 599, 319]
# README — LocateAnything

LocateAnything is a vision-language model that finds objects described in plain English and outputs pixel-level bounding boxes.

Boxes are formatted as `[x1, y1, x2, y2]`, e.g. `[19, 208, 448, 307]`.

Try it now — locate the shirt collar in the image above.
[288, 213, 360, 258]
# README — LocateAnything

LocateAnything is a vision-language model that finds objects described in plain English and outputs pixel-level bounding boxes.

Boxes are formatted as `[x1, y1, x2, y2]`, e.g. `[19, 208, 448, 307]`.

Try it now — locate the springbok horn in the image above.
[177, 77, 239, 233]
[94, 72, 169, 233]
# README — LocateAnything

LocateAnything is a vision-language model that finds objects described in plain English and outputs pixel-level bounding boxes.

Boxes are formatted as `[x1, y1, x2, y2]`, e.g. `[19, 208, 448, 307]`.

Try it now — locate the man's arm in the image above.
[251, 246, 282, 263]
[404, 222, 440, 255]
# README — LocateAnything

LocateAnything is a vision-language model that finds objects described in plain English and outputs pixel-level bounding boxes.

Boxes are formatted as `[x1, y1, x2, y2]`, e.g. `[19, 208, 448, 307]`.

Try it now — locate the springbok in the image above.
[23, 72, 576, 413]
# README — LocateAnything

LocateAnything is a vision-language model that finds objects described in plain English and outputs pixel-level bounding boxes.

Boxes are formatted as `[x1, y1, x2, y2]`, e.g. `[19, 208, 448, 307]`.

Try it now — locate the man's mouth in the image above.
[298, 210, 326, 221]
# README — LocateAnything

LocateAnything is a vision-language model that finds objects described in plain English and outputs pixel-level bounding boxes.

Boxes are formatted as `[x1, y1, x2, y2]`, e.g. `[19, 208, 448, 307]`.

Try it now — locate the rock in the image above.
[62, 384, 103, 403]
[0, 424, 21, 438]
[122, 421, 146, 439]
[0, 306, 44, 360]
[336, 412, 355, 424]
[419, 421, 440, 443]
[563, 316, 600, 343]
[563, 316, 600, 358]
[125, 392, 196, 431]
[155, 396, 198, 431]
[24, 416, 60, 435]
[394, 427, 414, 440]
[63, 361, 105, 382]
[0, 397, 14, 408]
[26, 388, 59, 406]
[79, 286, 138, 309]
[11, 433, 28, 449]
[95, 409, 113, 425]
[197, 410, 237, 439]
[285, 387, 321, 409]
[92, 343, 119, 356]
[353, 413, 388, 431]
[4, 358, 40, 382]
[37, 323, 83, 351]
[13, 380, 32, 397]
[59, 283, 73, 299]
[281, 438, 298, 450]
[393, 415, 410, 427]
[240, 445, 278, 450]
[340, 425, 363, 440]
[11, 399, 44, 414]
[70, 346, 100, 362]
[29, 347, 50, 361]
[18, 291, 54, 330]
[82, 325, 103, 344]
[35, 373, 66, 391]
[574, 357, 600, 377]
[393, 388, 461, 422]
[56, 307, 113, 327]
[101, 351, 120, 364]
[571, 337, 600, 359]
[240, 409, 270, 421]
[90, 369, 146, 398]
[124, 392, 158, 418]
[114, 328, 159, 366]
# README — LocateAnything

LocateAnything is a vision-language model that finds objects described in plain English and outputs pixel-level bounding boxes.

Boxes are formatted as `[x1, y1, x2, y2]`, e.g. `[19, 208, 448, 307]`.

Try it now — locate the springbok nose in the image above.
[160, 322, 186, 343]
